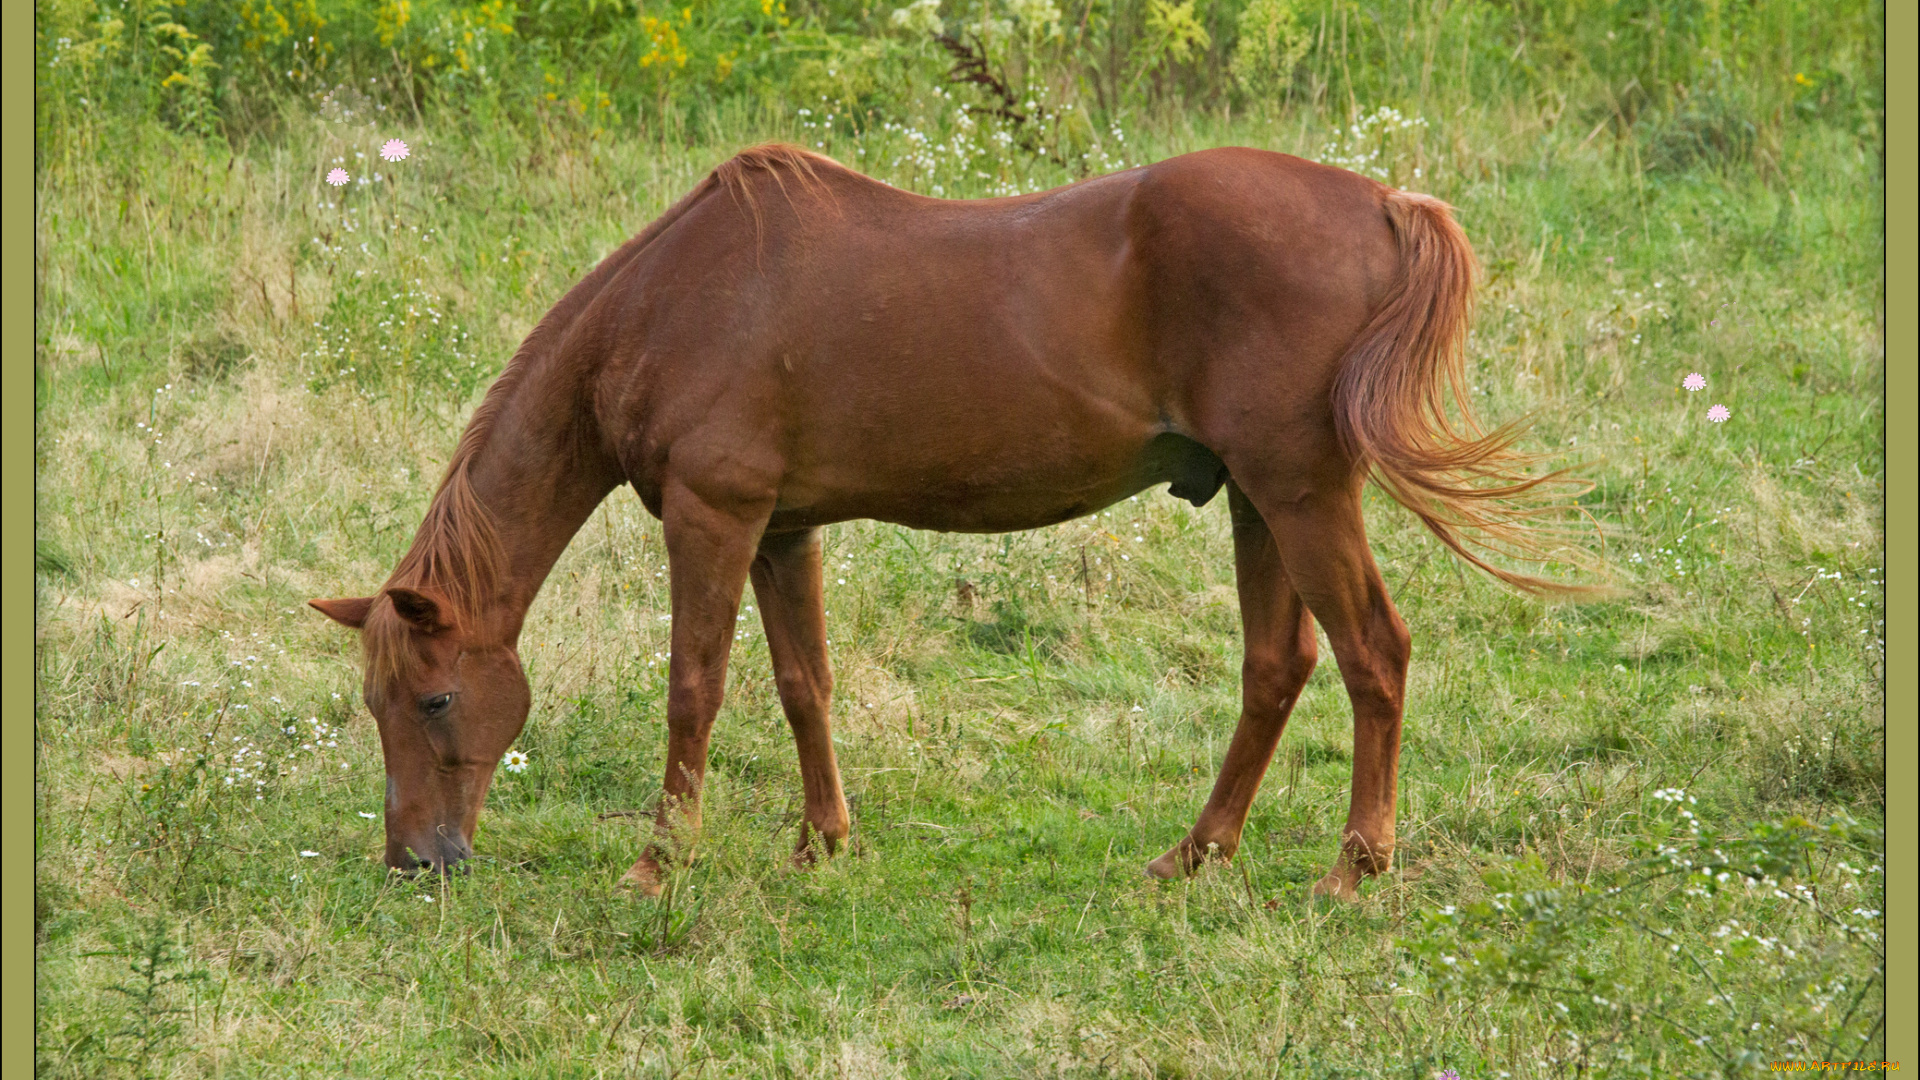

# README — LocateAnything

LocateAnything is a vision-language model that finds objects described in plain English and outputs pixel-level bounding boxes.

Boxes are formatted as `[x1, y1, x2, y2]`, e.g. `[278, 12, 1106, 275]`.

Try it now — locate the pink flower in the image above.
[1682, 372, 1706, 392]
[380, 139, 410, 162]
[1707, 404, 1730, 423]
[326, 168, 350, 187]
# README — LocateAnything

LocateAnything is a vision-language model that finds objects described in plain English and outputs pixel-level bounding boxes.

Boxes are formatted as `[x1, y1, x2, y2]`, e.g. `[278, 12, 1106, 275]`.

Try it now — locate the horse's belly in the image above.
[772, 432, 1227, 533]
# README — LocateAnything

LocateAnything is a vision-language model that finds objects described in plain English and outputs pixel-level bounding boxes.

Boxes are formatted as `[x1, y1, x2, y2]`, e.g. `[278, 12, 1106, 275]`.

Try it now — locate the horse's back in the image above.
[595, 147, 1403, 528]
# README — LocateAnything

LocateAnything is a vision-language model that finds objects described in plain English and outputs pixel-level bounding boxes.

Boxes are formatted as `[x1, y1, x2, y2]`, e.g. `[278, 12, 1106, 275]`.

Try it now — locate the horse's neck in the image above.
[461, 370, 622, 636]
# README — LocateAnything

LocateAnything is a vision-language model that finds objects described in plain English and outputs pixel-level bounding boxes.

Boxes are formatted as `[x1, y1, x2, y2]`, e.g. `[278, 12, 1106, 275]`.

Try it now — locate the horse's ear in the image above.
[309, 597, 375, 629]
[384, 586, 454, 634]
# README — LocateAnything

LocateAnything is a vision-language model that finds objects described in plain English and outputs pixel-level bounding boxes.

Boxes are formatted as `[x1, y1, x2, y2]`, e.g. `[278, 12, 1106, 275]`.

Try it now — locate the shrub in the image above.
[1227, 0, 1307, 104]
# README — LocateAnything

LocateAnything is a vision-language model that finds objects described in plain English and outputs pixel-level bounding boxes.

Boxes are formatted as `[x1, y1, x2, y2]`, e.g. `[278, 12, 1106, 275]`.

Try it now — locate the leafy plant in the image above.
[1406, 795, 1885, 1073]
[1227, 0, 1307, 104]
[88, 921, 210, 1080]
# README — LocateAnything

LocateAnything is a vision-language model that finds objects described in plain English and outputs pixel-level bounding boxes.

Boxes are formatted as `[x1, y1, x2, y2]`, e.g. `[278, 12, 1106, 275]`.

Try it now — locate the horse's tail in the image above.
[1331, 189, 1599, 595]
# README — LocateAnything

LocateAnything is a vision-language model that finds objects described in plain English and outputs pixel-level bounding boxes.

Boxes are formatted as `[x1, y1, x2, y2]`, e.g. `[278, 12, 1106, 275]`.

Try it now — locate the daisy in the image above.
[380, 139, 410, 162]
[502, 749, 530, 773]
[1682, 372, 1706, 391]
[1707, 404, 1731, 423]
[326, 168, 350, 187]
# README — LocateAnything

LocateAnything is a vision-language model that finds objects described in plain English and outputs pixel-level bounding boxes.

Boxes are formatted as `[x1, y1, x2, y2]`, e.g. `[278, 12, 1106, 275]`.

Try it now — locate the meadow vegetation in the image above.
[34, 0, 1884, 1075]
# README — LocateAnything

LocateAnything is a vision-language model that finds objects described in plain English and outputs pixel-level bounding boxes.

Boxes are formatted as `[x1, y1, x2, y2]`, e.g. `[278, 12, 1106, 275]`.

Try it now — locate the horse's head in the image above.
[310, 587, 529, 873]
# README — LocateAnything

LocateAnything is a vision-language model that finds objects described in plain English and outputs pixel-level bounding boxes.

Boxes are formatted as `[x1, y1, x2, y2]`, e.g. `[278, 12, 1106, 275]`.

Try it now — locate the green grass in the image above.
[33, 63, 1884, 1080]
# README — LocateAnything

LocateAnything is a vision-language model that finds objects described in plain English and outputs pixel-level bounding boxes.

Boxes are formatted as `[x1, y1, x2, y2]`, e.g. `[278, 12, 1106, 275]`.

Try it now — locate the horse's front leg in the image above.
[622, 480, 769, 896]
[750, 527, 849, 865]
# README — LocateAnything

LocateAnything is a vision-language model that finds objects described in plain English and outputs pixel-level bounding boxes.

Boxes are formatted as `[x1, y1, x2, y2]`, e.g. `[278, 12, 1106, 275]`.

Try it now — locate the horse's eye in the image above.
[420, 692, 453, 717]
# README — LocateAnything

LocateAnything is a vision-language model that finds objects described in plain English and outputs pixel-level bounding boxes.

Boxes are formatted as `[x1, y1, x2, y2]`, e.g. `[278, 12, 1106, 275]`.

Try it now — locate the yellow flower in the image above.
[375, 0, 411, 48]
[638, 15, 688, 69]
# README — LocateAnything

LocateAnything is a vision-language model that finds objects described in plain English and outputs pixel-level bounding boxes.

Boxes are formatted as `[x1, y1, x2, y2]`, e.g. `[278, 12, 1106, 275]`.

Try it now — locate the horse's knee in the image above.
[773, 665, 831, 710]
[667, 666, 726, 720]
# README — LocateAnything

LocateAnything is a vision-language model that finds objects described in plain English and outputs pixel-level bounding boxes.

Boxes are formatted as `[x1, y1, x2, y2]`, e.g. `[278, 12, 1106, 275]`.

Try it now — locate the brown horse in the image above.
[312, 143, 1579, 899]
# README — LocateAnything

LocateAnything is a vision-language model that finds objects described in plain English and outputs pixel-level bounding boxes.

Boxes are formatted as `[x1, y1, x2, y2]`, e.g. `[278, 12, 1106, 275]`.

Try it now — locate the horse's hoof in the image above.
[788, 837, 839, 871]
[1311, 871, 1361, 902]
[1145, 846, 1190, 880]
[620, 858, 665, 898]
[1146, 837, 1232, 880]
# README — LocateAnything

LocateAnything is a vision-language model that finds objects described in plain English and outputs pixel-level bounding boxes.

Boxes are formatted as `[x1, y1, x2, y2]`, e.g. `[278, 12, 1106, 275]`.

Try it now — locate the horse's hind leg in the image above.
[1148, 482, 1317, 878]
[749, 527, 850, 865]
[622, 480, 769, 896]
[1243, 479, 1410, 901]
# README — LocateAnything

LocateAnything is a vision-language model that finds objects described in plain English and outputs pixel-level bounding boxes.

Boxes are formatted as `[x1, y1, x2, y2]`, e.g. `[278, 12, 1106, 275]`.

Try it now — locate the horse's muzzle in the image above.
[387, 828, 474, 875]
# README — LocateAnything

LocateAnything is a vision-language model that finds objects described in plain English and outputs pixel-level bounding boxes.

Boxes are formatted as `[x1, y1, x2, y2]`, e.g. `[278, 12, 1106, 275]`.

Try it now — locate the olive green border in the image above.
[1884, 0, 1915, 1063]
[6, 0, 34, 1073]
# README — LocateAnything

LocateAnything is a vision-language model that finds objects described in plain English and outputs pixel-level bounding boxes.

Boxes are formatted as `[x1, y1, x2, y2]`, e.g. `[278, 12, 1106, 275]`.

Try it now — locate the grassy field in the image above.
[34, 16, 1884, 1077]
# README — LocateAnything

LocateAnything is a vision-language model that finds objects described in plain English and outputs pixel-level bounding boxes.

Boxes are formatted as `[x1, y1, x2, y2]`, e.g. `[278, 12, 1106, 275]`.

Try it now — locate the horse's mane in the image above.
[711, 143, 842, 241]
[361, 350, 526, 700]
[361, 152, 795, 695]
